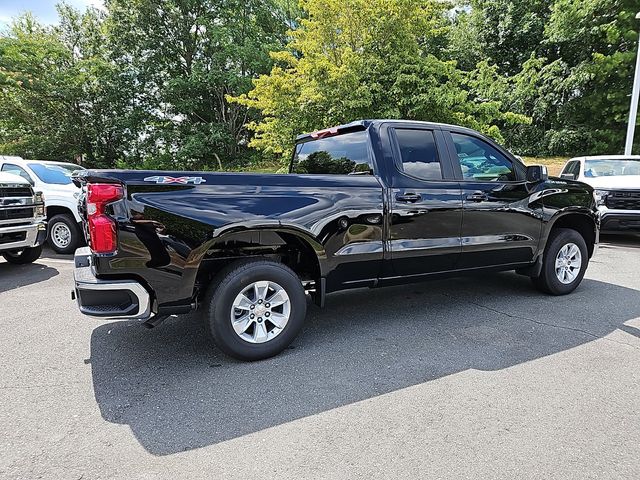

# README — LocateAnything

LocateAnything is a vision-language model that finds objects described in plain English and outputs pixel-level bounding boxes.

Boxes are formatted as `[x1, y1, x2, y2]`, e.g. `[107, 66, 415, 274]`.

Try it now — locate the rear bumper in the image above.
[598, 209, 640, 232]
[73, 247, 152, 320]
[0, 221, 47, 251]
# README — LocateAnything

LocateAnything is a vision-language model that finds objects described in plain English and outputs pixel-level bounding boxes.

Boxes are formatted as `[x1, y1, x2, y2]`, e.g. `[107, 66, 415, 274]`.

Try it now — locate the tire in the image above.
[204, 259, 307, 361]
[2, 245, 43, 264]
[531, 228, 588, 295]
[48, 214, 81, 254]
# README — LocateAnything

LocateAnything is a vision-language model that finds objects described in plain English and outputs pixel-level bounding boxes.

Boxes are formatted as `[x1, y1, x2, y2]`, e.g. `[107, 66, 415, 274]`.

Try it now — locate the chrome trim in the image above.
[598, 207, 640, 216]
[0, 218, 35, 226]
[0, 197, 38, 207]
[0, 221, 46, 250]
[389, 237, 460, 253]
[73, 258, 152, 321]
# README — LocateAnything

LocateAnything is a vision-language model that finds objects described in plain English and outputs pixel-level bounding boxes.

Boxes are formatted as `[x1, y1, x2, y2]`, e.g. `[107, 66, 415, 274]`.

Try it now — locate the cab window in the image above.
[291, 130, 373, 175]
[451, 133, 518, 181]
[395, 129, 443, 181]
[562, 161, 580, 178]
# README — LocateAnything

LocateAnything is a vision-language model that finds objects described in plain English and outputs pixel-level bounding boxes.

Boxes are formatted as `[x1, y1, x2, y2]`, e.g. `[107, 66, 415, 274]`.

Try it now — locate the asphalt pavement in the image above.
[1, 237, 639, 479]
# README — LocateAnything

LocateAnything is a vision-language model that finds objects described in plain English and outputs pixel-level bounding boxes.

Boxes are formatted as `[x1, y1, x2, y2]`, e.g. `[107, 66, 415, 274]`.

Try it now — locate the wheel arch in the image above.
[193, 226, 327, 301]
[47, 205, 80, 223]
[544, 211, 598, 258]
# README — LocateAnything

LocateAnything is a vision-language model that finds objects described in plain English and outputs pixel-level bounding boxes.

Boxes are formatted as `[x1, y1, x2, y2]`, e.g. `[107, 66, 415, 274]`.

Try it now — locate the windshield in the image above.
[584, 159, 640, 177]
[28, 163, 85, 185]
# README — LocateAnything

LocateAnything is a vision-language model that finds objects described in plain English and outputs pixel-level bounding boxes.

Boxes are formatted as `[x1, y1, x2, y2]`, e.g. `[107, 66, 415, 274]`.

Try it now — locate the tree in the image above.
[455, 0, 551, 76]
[105, 0, 288, 169]
[231, 0, 526, 157]
[0, 7, 129, 166]
[451, 0, 640, 156]
[541, 0, 640, 154]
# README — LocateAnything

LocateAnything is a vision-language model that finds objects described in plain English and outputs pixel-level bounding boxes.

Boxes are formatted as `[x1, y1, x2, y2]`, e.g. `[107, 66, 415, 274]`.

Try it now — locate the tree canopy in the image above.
[0, 0, 638, 168]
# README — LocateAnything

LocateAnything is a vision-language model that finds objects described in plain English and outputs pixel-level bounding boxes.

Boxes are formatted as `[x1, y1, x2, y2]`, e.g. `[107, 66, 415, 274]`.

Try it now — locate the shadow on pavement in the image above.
[88, 273, 640, 455]
[600, 233, 640, 249]
[0, 261, 59, 294]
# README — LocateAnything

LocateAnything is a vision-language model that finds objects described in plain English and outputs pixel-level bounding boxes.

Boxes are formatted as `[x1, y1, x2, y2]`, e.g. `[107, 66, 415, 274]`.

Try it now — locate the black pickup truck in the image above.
[72, 120, 598, 360]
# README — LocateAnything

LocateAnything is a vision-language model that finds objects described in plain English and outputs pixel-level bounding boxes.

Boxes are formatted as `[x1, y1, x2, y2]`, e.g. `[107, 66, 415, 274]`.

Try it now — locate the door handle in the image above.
[396, 192, 421, 203]
[466, 191, 488, 202]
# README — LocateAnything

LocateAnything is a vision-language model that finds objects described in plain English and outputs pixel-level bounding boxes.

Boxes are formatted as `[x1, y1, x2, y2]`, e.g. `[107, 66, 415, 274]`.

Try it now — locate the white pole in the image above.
[625, 13, 640, 155]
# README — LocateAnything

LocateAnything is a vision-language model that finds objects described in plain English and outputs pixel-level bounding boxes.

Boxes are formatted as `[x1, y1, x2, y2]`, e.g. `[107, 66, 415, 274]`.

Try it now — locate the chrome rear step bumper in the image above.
[73, 247, 152, 320]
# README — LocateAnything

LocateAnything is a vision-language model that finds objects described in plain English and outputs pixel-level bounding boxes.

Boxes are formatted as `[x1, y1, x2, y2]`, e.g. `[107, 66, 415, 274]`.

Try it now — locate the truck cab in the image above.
[0, 156, 85, 253]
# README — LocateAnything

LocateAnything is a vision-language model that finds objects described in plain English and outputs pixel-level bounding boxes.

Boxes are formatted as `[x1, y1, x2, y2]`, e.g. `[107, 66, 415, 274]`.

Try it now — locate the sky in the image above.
[0, 0, 104, 29]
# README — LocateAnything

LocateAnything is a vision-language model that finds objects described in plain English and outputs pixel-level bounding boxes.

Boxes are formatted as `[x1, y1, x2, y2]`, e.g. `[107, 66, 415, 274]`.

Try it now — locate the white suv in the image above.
[0, 156, 85, 253]
[560, 155, 640, 233]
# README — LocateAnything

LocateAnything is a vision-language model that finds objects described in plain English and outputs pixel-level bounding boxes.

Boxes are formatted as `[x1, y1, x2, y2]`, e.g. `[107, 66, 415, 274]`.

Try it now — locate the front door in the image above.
[444, 130, 543, 268]
[388, 127, 463, 277]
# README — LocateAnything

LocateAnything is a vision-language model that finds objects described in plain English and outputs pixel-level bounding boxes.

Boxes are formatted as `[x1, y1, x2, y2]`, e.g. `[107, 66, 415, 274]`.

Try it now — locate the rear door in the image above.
[386, 125, 463, 277]
[444, 129, 542, 268]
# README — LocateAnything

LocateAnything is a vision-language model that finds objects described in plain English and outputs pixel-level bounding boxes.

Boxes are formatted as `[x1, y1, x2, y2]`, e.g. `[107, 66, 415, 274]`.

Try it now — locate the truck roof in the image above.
[295, 119, 481, 142]
[0, 156, 81, 168]
[570, 155, 640, 161]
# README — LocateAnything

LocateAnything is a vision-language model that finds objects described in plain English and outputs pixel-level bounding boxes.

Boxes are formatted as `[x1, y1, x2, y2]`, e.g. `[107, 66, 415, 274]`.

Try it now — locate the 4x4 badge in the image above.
[143, 176, 206, 185]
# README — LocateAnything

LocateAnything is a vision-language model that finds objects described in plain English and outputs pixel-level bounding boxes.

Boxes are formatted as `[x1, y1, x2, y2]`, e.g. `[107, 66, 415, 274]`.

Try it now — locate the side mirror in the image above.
[526, 165, 548, 183]
[560, 173, 576, 180]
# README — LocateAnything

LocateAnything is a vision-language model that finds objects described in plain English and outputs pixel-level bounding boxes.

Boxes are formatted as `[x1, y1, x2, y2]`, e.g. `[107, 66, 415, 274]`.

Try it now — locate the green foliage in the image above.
[105, 0, 288, 170]
[0, 0, 638, 166]
[0, 7, 128, 166]
[452, 0, 640, 156]
[0, 1, 287, 169]
[231, 0, 526, 157]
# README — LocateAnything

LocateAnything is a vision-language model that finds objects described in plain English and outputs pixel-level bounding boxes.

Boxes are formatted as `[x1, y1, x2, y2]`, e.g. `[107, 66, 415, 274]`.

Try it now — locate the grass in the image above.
[522, 156, 570, 177]
[233, 160, 285, 174]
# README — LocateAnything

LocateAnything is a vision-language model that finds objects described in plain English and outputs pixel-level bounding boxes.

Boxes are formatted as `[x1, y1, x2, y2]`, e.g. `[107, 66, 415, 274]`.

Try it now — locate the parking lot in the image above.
[1, 236, 639, 479]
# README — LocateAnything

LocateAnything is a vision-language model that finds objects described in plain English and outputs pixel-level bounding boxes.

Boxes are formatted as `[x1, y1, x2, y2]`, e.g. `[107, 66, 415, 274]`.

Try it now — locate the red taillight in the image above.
[87, 184, 123, 204]
[86, 183, 124, 254]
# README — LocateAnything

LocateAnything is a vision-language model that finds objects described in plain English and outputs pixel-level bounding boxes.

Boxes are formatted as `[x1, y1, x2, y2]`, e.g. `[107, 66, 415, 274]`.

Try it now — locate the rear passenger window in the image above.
[395, 129, 442, 180]
[291, 130, 373, 175]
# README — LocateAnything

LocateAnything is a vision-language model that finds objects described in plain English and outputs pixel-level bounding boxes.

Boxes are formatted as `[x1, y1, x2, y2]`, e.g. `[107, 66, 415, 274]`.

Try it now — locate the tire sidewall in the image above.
[2, 245, 42, 264]
[48, 214, 79, 254]
[208, 262, 307, 361]
[542, 229, 588, 295]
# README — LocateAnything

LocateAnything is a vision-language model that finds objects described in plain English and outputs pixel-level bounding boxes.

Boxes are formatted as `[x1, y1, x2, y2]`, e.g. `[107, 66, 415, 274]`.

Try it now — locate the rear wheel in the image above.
[2, 245, 43, 264]
[48, 214, 81, 254]
[532, 228, 588, 295]
[204, 259, 307, 361]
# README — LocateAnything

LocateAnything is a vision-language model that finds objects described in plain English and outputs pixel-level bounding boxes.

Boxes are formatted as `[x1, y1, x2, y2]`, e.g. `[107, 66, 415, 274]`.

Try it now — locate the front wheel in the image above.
[2, 245, 43, 264]
[532, 228, 588, 295]
[204, 259, 307, 361]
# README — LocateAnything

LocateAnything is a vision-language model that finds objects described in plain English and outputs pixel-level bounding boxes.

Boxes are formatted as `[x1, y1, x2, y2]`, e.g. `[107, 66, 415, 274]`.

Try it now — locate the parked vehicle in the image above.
[0, 171, 46, 264]
[560, 155, 640, 233]
[0, 156, 85, 253]
[72, 120, 599, 360]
